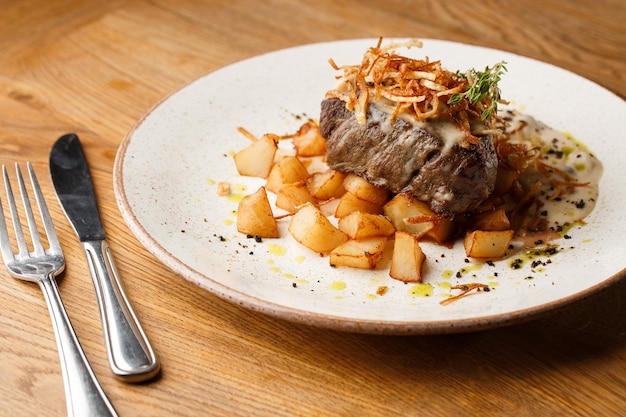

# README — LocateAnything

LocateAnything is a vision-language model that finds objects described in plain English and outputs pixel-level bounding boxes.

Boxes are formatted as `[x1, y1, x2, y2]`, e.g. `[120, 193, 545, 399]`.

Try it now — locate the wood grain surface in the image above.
[0, 0, 624, 416]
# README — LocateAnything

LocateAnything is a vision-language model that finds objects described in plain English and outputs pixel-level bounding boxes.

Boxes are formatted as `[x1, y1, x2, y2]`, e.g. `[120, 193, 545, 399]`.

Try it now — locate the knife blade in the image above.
[50, 133, 160, 382]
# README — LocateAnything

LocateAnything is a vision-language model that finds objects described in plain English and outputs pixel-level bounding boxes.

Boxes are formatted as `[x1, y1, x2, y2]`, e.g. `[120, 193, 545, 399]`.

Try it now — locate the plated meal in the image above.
[231, 38, 602, 295]
[114, 38, 626, 334]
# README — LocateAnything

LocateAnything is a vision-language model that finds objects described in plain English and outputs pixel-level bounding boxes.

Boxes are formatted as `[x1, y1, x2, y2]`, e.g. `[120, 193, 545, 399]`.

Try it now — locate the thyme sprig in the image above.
[448, 61, 508, 121]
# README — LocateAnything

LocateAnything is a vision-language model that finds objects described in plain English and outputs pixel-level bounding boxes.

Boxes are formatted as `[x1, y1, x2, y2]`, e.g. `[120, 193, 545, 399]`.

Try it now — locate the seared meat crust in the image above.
[320, 97, 498, 215]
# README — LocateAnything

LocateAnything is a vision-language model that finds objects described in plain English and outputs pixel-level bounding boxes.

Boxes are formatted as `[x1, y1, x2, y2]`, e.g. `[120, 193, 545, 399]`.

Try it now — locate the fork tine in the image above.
[27, 162, 62, 255]
[15, 163, 46, 257]
[0, 166, 15, 262]
[2, 165, 30, 257]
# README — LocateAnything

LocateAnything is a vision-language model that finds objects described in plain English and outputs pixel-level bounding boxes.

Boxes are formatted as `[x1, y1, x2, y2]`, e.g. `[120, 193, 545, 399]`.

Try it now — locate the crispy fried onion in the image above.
[535, 161, 590, 200]
[326, 37, 502, 145]
[440, 283, 490, 305]
[492, 129, 592, 235]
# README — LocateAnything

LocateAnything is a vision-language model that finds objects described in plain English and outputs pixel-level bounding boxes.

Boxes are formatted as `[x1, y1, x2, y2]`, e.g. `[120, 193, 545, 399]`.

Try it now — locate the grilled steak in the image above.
[319, 97, 498, 216]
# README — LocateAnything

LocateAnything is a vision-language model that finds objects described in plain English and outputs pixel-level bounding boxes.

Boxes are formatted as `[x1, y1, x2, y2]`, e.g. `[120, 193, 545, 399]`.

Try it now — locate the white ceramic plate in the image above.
[114, 39, 626, 334]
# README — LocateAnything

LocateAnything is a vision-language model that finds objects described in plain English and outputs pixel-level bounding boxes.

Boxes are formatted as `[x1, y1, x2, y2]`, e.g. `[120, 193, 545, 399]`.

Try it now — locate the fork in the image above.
[0, 163, 118, 417]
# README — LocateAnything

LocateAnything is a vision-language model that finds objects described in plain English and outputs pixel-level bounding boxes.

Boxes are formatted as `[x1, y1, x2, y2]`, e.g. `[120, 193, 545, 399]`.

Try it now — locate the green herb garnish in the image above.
[448, 61, 508, 121]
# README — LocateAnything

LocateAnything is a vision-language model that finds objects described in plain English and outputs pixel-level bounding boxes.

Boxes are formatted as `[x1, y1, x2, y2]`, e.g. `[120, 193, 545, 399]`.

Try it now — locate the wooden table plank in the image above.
[0, 1, 624, 416]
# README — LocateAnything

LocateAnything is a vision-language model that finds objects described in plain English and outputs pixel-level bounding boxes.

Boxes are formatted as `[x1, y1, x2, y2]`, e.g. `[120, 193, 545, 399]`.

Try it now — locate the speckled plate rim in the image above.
[113, 38, 626, 335]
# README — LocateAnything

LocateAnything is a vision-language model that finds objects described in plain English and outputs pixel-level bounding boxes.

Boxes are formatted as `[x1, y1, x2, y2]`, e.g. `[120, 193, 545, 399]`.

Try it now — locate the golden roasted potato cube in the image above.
[306, 169, 346, 200]
[342, 174, 389, 206]
[265, 155, 309, 194]
[384, 194, 424, 228]
[463, 229, 514, 259]
[389, 231, 426, 283]
[404, 213, 456, 244]
[236, 187, 278, 238]
[299, 155, 329, 175]
[384, 194, 455, 243]
[275, 184, 317, 213]
[272, 147, 297, 164]
[288, 204, 348, 253]
[329, 237, 387, 270]
[292, 120, 327, 157]
[471, 208, 511, 231]
[233, 134, 278, 178]
[427, 217, 457, 244]
[401, 217, 435, 239]
[384, 194, 433, 235]
[338, 211, 396, 239]
[334, 191, 383, 218]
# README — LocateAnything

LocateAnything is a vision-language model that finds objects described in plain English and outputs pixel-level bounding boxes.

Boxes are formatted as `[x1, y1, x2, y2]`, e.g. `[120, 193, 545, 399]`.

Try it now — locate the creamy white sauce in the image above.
[502, 109, 603, 229]
[370, 99, 466, 156]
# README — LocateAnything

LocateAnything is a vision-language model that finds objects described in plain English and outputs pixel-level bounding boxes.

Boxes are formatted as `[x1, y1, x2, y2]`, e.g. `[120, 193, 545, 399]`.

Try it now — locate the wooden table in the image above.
[1, 1, 624, 415]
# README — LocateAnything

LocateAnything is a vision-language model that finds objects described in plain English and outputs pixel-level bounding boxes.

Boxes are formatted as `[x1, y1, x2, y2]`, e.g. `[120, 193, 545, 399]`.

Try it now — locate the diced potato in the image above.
[342, 174, 389, 206]
[288, 204, 348, 253]
[427, 217, 456, 244]
[292, 121, 327, 157]
[275, 184, 317, 213]
[318, 198, 341, 218]
[273, 147, 297, 164]
[329, 237, 387, 270]
[384, 194, 455, 243]
[384, 194, 435, 235]
[384, 194, 426, 231]
[401, 218, 434, 240]
[233, 134, 278, 178]
[463, 229, 514, 259]
[334, 191, 383, 218]
[265, 155, 310, 193]
[338, 211, 395, 239]
[306, 169, 346, 200]
[236, 187, 278, 238]
[470, 208, 511, 231]
[299, 155, 329, 175]
[389, 231, 426, 283]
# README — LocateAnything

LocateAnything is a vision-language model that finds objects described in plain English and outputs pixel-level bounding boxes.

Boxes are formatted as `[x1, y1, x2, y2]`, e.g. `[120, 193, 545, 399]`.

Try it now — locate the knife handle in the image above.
[82, 239, 160, 382]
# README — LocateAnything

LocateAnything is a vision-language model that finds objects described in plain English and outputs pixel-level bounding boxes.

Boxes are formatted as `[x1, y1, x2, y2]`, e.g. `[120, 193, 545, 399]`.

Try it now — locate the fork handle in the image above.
[39, 275, 118, 417]
[82, 239, 160, 382]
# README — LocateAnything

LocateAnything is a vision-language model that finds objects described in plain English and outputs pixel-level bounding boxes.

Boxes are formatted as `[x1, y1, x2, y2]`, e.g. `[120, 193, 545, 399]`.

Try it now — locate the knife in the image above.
[50, 133, 160, 382]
